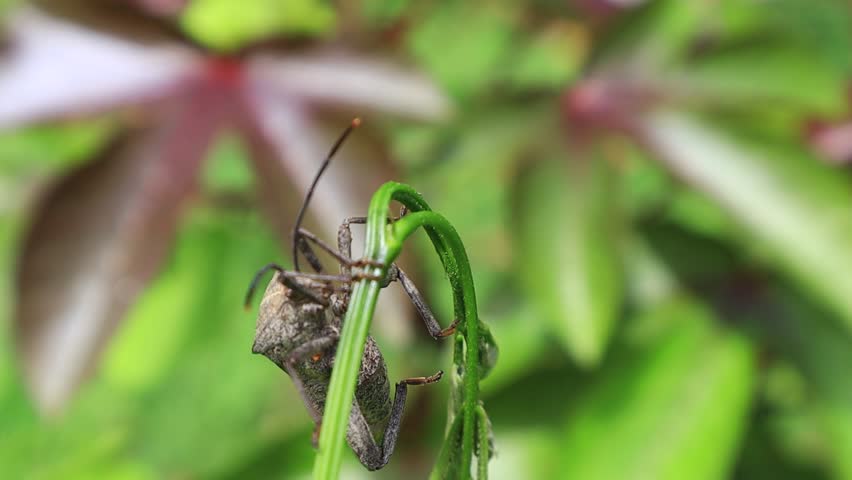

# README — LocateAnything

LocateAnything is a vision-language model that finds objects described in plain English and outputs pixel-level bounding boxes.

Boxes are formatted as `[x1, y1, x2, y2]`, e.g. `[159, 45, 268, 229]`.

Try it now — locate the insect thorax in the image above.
[252, 274, 337, 360]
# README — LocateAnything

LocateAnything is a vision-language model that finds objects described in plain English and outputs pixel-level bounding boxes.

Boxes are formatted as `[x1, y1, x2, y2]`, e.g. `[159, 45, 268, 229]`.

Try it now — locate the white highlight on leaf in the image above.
[643, 111, 852, 332]
[31, 251, 113, 412]
[248, 53, 452, 121]
[0, 8, 197, 127]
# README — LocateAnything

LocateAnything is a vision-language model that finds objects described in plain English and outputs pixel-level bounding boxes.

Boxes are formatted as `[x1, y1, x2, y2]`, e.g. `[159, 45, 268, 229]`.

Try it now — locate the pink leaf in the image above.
[809, 121, 852, 165]
[15, 91, 224, 413]
[247, 52, 452, 121]
[0, 8, 198, 128]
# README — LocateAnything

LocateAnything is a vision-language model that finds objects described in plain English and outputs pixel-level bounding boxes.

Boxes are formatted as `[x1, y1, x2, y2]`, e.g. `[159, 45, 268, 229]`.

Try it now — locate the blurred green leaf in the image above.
[123, 209, 310, 476]
[485, 361, 583, 437]
[638, 218, 746, 295]
[101, 209, 232, 392]
[362, 0, 410, 27]
[202, 134, 255, 193]
[506, 20, 586, 90]
[735, 408, 830, 480]
[515, 155, 623, 367]
[669, 46, 847, 115]
[620, 145, 675, 218]
[181, 0, 335, 51]
[623, 237, 677, 311]
[591, 0, 708, 69]
[764, 0, 852, 74]
[3, 0, 852, 476]
[407, 3, 515, 99]
[486, 429, 562, 480]
[0, 208, 310, 478]
[561, 298, 755, 480]
[0, 214, 22, 387]
[666, 189, 736, 241]
[480, 304, 553, 395]
[766, 287, 852, 480]
[409, 108, 549, 312]
[0, 120, 113, 176]
[641, 112, 852, 338]
[705, 0, 851, 74]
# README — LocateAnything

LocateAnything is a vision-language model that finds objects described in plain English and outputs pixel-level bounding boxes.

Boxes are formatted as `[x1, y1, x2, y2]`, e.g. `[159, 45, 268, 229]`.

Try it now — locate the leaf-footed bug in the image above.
[245, 118, 458, 471]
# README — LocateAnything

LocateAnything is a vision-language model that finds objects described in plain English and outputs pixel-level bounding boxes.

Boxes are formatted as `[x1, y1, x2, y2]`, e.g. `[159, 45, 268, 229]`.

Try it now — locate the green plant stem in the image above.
[476, 404, 489, 480]
[392, 210, 480, 476]
[313, 182, 483, 479]
[429, 414, 464, 480]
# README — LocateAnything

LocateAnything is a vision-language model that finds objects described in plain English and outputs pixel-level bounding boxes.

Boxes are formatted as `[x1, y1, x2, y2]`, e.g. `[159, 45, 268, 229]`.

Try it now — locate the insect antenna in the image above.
[291, 117, 361, 272]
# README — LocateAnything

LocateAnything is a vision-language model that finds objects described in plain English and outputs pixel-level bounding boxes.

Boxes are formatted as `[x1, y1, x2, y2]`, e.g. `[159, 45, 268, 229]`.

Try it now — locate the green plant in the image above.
[313, 182, 496, 479]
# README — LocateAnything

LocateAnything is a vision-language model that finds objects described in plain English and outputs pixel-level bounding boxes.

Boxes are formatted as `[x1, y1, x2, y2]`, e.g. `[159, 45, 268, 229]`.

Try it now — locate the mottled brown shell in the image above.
[251, 273, 392, 436]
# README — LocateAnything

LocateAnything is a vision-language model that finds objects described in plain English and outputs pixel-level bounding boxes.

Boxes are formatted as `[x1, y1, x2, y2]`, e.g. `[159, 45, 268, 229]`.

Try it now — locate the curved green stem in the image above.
[313, 182, 485, 479]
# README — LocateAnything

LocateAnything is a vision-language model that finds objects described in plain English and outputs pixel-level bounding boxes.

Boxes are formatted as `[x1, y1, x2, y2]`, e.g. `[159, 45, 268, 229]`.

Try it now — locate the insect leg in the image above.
[337, 216, 367, 263]
[332, 212, 408, 307]
[336, 213, 404, 262]
[337, 217, 372, 306]
[286, 332, 339, 365]
[379, 371, 445, 469]
[244, 264, 355, 308]
[344, 370, 443, 471]
[298, 227, 355, 266]
[390, 267, 458, 338]
[296, 236, 326, 273]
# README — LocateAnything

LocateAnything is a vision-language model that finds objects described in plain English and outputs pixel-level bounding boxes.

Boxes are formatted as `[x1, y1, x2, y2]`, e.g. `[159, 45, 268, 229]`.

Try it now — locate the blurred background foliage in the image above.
[1, 0, 852, 478]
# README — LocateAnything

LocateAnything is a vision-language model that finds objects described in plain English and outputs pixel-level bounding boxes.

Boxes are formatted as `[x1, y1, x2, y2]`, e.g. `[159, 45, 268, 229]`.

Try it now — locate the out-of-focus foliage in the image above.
[516, 156, 622, 366]
[2, 0, 852, 478]
[2, 0, 450, 414]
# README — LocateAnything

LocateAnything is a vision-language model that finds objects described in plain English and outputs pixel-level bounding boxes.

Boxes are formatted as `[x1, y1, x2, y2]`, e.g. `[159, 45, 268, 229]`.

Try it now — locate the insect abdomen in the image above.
[354, 336, 392, 433]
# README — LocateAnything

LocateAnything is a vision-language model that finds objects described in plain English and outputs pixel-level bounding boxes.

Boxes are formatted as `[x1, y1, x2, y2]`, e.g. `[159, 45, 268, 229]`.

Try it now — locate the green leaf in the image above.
[561, 299, 755, 480]
[124, 209, 308, 477]
[101, 212, 226, 392]
[479, 305, 551, 395]
[362, 0, 411, 27]
[506, 22, 585, 90]
[764, 0, 852, 74]
[409, 108, 550, 310]
[181, 0, 335, 52]
[766, 287, 852, 480]
[201, 135, 255, 193]
[484, 429, 560, 480]
[641, 112, 852, 337]
[591, 0, 709, 68]
[669, 46, 847, 115]
[0, 120, 113, 176]
[515, 156, 623, 367]
[407, 3, 515, 99]
[825, 408, 852, 480]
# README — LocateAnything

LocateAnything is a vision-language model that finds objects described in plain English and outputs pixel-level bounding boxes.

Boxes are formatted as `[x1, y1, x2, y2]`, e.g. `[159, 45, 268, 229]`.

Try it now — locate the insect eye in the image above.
[311, 353, 322, 362]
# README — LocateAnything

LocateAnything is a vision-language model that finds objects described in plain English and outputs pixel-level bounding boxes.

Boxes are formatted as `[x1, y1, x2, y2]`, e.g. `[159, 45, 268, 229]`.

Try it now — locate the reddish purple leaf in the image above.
[15, 91, 224, 413]
[129, 0, 189, 17]
[29, 0, 188, 42]
[0, 9, 198, 128]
